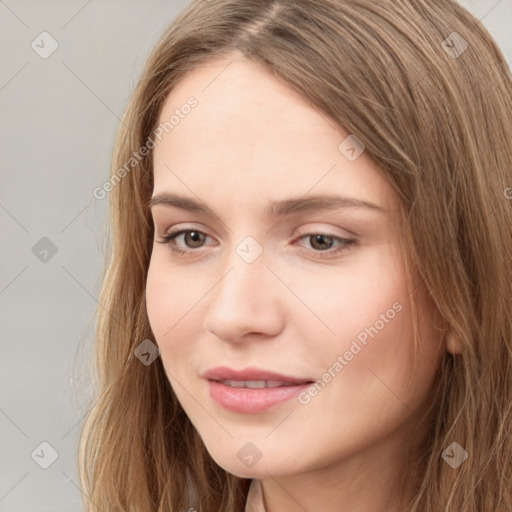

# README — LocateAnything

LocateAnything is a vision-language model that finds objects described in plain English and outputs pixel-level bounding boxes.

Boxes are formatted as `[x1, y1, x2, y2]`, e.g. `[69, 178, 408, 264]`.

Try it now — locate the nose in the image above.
[203, 246, 285, 344]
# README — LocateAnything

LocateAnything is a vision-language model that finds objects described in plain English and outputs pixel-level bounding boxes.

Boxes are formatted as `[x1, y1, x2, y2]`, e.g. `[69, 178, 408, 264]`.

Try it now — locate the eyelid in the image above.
[294, 223, 358, 239]
[160, 222, 212, 237]
[160, 222, 355, 238]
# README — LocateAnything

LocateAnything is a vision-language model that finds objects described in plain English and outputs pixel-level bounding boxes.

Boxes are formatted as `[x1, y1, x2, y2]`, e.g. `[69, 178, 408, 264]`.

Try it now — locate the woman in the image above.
[78, 1, 512, 511]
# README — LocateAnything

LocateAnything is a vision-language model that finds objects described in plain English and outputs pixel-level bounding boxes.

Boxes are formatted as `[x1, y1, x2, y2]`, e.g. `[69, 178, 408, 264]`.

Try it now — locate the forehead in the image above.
[152, 57, 394, 212]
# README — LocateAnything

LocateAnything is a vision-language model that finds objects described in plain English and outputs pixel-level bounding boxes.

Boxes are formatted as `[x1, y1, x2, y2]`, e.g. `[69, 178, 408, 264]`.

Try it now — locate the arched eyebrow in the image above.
[147, 192, 385, 218]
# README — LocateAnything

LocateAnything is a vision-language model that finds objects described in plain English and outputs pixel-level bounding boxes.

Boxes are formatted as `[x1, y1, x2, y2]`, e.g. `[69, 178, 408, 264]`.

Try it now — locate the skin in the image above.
[146, 54, 446, 512]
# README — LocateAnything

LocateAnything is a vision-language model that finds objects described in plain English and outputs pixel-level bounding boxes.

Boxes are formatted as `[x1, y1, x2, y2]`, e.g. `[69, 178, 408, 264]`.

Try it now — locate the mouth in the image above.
[202, 366, 314, 414]
[202, 365, 313, 384]
[215, 379, 308, 388]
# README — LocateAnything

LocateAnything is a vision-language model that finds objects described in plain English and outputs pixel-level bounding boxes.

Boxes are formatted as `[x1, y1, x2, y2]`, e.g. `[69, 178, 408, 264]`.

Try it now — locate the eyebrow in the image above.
[147, 192, 384, 218]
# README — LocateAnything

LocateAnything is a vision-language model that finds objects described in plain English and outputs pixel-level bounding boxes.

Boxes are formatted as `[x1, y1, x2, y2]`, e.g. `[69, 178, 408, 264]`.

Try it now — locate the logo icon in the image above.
[236, 236, 263, 264]
[237, 442, 263, 468]
[338, 134, 365, 161]
[32, 237, 58, 263]
[31, 32, 59, 59]
[442, 32, 468, 59]
[441, 441, 468, 468]
[134, 339, 160, 366]
[31, 441, 59, 469]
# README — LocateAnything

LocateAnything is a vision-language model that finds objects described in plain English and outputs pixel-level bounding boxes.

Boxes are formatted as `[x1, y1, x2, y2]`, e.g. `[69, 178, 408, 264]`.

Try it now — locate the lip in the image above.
[203, 366, 314, 414]
[202, 366, 312, 384]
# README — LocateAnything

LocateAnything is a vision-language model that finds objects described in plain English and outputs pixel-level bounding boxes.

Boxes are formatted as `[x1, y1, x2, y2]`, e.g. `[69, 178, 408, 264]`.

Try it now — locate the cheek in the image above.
[291, 244, 408, 346]
[145, 257, 191, 355]
[303, 280, 441, 431]
[145, 253, 203, 338]
[145, 254, 213, 383]
[145, 258, 169, 340]
[292, 247, 439, 404]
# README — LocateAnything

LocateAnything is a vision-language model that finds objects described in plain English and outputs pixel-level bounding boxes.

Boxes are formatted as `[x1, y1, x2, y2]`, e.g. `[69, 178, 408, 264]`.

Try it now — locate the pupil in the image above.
[187, 231, 204, 248]
[313, 234, 331, 250]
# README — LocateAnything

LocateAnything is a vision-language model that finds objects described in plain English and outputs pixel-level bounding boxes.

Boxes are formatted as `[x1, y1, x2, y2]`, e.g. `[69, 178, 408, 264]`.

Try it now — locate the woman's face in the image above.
[146, 56, 444, 481]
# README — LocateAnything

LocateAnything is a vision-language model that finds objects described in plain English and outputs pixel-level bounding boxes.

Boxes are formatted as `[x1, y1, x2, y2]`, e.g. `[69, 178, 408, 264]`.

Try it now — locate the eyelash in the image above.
[156, 229, 356, 259]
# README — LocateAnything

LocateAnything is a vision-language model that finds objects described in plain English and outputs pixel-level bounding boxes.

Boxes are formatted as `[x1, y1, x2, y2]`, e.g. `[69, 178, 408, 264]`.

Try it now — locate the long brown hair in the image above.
[77, 1, 512, 510]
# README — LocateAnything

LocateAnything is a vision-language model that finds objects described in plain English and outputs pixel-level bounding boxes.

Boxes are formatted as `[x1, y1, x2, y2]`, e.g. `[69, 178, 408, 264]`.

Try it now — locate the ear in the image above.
[445, 330, 464, 355]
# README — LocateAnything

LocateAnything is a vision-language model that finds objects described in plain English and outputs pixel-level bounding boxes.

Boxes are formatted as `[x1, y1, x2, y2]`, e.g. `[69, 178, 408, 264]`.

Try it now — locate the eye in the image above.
[156, 229, 213, 255]
[295, 233, 356, 257]
[157, 228, 356, 259]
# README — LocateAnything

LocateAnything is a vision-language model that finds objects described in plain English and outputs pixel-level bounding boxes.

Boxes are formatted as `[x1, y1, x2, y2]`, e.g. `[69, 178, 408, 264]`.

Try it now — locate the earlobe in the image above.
[445, 330, 464, 355]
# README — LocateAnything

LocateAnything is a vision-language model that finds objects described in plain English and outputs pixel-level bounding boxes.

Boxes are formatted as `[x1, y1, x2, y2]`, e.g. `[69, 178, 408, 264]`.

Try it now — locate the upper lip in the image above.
[202, 366, 313, 384]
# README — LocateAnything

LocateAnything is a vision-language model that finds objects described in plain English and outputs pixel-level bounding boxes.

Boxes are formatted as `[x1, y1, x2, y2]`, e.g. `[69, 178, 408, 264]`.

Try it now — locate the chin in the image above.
[209, 451, 291, 479]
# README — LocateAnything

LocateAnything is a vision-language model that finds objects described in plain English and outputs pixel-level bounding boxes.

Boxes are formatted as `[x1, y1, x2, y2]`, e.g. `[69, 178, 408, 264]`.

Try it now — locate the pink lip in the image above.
[208, 380, 312, 413]
[202, 365, 312, 384]
[203, 366, 314, 414]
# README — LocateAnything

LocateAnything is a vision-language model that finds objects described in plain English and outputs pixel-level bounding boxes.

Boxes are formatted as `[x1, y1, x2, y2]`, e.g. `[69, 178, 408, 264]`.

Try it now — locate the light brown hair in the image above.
[77, 1, 512, 510]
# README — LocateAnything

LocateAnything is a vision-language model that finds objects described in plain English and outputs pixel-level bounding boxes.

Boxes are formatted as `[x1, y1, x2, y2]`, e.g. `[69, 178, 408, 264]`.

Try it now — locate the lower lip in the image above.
[208, 380, 312, 413]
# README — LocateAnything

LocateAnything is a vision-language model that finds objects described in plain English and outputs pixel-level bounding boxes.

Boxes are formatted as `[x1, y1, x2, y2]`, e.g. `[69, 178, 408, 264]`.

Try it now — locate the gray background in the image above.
[1, 1, 511, 511]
